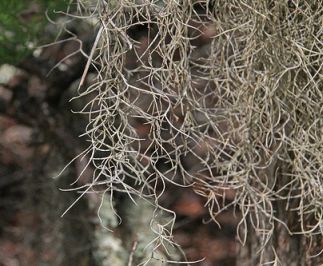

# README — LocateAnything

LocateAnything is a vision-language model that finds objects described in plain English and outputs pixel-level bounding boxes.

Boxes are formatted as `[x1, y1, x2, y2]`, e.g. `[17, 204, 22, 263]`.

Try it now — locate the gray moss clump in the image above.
[63, 1, 322, 264]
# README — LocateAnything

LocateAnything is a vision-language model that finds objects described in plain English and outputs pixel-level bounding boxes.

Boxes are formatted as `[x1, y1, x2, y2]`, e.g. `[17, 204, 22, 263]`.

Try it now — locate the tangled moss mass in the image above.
[0, 0, 68, 64]
[67, 1, 322, 264]
[1, 0, 321, 264]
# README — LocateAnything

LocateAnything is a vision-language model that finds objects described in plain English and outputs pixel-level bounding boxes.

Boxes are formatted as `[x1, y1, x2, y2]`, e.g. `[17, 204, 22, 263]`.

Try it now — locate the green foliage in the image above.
[0, 0, 68, 65]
